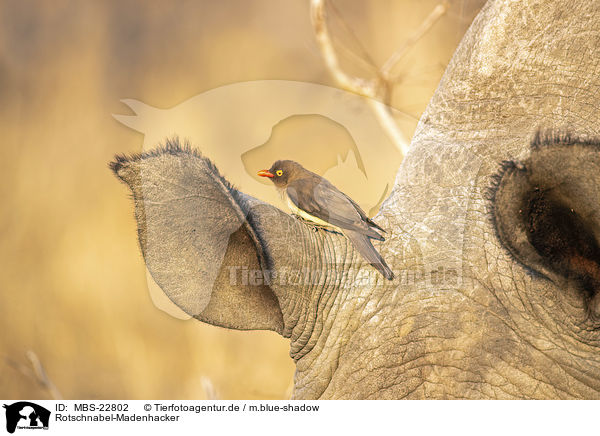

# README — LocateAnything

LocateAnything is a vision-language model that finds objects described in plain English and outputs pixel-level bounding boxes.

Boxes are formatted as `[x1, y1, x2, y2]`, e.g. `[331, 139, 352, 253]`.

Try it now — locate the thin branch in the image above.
[200, 376, 218, 400]
[311, 0, 377, 97]
[330, 37, 380, 74]
[310, 0, 449, 157]
[381, 0, 450, 78]
[5, 351, 63, 400]
[328, 1, 378, 71]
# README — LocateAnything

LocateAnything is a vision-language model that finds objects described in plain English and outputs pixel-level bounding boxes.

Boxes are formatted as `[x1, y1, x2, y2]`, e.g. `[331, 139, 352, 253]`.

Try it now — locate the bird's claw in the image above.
[292, 214, 325, 232]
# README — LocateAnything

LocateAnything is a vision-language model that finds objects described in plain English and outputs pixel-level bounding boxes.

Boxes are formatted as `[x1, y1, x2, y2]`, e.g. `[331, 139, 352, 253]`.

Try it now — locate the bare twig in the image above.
[327, 1, 379, 71]
[381, 1, 450, 78]
[310, 0, 449, 157]
[200, 376, 218, 400]
[5, 351, 63, 400]
[311, 0, 377, 97]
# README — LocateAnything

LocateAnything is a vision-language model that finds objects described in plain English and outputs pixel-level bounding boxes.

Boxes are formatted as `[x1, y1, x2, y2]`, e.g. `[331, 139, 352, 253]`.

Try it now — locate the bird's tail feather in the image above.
[344, 230, 394, 280]
[367, 218, 387, 234]
[364, 226, 385, 241]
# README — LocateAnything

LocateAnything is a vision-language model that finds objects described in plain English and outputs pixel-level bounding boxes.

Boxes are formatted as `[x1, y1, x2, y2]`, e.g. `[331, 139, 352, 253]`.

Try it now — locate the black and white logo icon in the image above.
[3, 402, 50, 434]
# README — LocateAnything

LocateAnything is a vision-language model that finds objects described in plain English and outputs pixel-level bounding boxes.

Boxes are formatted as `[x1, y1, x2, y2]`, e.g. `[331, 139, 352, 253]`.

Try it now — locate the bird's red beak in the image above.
[258, 169, 274, 178]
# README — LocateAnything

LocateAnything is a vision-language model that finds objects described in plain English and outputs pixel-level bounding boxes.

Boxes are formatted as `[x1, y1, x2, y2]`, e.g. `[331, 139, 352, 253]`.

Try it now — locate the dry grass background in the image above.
[0, 0, 483, 399]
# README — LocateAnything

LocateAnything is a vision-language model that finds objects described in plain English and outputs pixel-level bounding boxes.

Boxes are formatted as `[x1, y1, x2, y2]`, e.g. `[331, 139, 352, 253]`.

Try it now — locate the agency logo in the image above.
[3, 402, 50, 434]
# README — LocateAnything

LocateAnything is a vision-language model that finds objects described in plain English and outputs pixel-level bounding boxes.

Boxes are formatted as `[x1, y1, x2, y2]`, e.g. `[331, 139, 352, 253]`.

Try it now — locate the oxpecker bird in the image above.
[258, 160, 394, 280]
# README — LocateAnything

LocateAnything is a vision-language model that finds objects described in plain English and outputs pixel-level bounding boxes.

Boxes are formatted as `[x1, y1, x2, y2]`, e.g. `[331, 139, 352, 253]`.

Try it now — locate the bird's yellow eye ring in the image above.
[276, 170, 283, 176]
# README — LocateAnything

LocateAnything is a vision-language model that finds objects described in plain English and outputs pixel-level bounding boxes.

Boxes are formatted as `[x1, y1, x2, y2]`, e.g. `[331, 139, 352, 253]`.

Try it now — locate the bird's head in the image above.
[258, 160, 305, 188]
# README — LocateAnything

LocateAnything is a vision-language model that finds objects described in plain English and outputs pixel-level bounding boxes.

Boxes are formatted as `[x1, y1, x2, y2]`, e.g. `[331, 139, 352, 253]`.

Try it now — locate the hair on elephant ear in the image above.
[488, 130, 600, 324]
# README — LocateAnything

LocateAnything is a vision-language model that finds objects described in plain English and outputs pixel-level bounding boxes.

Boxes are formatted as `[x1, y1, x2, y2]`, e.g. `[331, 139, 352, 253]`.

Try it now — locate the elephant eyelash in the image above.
[530, 129, 600, 151]
[485, 159, 522, 232]
[486, 129, 600, 214]
[485, 159, 548, 280]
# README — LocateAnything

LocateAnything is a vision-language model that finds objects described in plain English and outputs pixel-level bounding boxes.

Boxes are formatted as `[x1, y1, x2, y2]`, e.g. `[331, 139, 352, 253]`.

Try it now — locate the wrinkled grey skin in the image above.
[112, 0, 600, 399]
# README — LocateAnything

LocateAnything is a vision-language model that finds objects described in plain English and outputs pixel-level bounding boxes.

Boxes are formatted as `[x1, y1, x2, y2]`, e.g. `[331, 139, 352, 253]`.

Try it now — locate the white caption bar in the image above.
[0, 400, 596, 435]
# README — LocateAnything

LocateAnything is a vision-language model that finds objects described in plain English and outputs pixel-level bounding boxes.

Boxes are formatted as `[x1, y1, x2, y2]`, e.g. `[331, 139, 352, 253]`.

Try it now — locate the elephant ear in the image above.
[110, 139, 284, 333]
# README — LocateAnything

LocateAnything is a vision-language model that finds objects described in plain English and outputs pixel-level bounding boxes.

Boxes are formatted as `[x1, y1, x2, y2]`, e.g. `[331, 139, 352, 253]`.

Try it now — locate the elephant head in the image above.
[111, 0, 600, 399]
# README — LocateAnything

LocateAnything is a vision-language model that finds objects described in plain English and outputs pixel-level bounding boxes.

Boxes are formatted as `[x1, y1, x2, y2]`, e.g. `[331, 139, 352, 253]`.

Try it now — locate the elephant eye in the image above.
[276, 170, 283, 176]
[489, 131, 600, 323]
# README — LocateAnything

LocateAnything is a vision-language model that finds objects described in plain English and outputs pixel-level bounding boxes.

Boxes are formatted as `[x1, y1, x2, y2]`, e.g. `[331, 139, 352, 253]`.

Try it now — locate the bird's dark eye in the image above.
[276, 170, 283, 177]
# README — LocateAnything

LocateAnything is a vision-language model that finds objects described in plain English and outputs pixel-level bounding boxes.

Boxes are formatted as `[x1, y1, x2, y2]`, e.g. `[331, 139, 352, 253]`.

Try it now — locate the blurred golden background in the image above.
[0, 0, 483, 399]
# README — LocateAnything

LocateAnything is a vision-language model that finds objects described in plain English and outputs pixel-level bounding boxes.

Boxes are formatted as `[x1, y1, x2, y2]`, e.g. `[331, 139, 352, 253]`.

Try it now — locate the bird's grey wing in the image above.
[344, 230, 394, 280]
[340, 191, 387, 233]
[287, 179, 384, 240]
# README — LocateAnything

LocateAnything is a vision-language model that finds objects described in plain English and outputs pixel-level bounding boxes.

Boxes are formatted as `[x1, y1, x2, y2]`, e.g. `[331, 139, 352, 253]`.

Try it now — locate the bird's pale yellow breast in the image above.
[283, 190, 342, 231]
